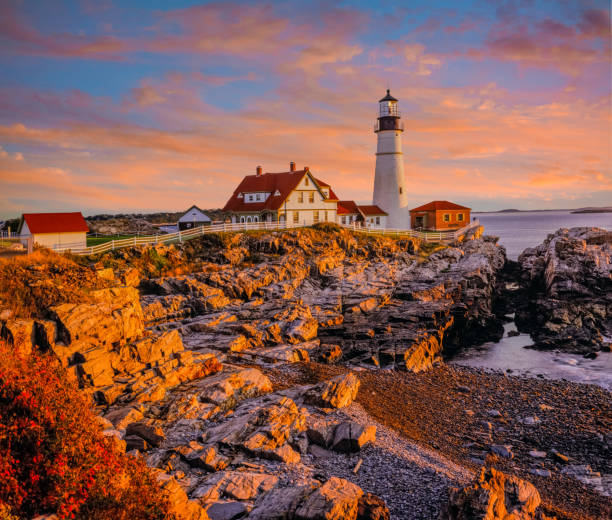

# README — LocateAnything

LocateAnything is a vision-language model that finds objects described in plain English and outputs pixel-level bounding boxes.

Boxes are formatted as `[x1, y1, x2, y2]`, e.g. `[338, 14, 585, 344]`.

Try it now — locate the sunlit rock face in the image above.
[516, 227, 612, 354]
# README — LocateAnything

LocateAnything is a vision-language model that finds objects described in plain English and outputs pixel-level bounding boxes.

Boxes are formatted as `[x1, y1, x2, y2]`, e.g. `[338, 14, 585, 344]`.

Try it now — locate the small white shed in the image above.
[178, 205, 212, 231]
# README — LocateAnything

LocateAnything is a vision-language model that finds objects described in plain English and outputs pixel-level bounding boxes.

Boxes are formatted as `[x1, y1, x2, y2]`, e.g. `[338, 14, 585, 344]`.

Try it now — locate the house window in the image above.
[322, 189, 328, 197]
[240, 217, 245, 223]
[298, 192, 304, 203]
[458, 213, 464, 222]
[324, 211, 328, 221]
[309, 192, 314, 203]
[305, 177, 309, 186]
[443, 213, 450, 222]
[376, 216, 380, 225]
[313, 211, 319, 223]
[341, 216, 346, 224]
[256, 193, 261, 201]
[293, 211, 299, 223]
[246, 216, 252, 223]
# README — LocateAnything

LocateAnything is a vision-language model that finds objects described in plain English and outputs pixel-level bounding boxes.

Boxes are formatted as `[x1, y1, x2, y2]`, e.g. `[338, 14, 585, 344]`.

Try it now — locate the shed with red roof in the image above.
[409, 201, 471, 231]
[223, 162, 338, 225]
[18, 212, 89, 250]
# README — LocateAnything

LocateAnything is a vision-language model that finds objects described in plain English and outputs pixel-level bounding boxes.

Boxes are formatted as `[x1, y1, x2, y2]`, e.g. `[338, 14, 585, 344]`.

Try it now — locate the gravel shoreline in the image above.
[269, 362, 612, 520]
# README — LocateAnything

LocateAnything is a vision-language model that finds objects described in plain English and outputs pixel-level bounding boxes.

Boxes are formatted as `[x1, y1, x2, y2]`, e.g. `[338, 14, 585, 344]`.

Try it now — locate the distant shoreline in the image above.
[474, 207, 612, 214]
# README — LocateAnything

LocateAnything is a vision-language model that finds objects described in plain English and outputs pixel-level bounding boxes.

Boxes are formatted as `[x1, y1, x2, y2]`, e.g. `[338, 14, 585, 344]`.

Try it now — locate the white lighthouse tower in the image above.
[373, 89, 408, 228]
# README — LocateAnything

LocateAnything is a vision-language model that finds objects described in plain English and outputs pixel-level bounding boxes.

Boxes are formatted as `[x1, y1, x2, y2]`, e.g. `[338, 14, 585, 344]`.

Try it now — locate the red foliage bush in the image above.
[0, 340, 172, 520]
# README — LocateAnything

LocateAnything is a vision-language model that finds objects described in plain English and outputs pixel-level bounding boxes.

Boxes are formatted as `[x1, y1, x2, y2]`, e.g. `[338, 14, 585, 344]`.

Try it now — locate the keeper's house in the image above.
[178, 205, 212, 231]
[409, 201, 471, 231]
[19, 212, 89, 250]
[223, 162, 338, 225]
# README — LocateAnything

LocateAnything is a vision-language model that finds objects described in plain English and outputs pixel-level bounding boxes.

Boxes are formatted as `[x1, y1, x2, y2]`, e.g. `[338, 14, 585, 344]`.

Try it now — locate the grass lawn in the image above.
[86, 235, 136, 246]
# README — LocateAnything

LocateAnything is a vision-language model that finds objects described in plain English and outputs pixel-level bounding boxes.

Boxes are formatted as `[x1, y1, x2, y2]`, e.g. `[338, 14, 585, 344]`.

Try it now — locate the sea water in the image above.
[476, 209, 612, 260]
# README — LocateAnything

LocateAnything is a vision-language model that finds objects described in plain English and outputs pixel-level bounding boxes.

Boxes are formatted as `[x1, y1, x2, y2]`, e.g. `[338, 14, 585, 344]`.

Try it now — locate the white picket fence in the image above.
[50, 219, 481, 256]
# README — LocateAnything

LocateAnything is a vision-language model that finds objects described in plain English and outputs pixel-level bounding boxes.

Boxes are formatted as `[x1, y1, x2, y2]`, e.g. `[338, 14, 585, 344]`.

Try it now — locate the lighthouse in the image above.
[373, 89, 408, 228]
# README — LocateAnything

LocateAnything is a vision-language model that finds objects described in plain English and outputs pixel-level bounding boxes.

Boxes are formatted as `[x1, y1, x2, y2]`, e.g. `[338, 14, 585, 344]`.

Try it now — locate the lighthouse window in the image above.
[399, 187, 403, 195]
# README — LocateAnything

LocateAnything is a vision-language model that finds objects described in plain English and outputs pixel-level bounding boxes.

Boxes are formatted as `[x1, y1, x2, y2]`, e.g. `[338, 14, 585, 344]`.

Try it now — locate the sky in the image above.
[0, 0, 610, 218]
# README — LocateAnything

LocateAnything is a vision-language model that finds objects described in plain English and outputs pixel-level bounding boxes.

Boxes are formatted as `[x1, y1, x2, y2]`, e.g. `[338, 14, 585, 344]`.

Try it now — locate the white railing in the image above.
[52, 221, 307, 255]
[51, 219, 481, 256]
[340, 219, 481, 242]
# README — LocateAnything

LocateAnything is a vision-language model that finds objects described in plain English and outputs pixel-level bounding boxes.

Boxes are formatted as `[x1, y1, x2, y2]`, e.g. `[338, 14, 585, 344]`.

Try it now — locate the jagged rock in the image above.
[294, 477, 363, 520]
[197, 367, 272, 407]
[157, 472, 209, 520]
[440, 467, 546, 520]
[357, 493, 390, 520]
[104, 406, 144, 430]
[133, 329, 184, 364]
[305, 373, 360, 409]
[125, 420, 165, 447]
[193, 471, 278, 502]
[332, 422, 376, 453]
[202, 395, 306, 461]
[0, 318, 35, 355]
[205, 501, 247, 520]
[516, 227, 611, 354]
[51, 287, 144, 351]
[318, 343, 342, 364]
[250, 482, 320, 519]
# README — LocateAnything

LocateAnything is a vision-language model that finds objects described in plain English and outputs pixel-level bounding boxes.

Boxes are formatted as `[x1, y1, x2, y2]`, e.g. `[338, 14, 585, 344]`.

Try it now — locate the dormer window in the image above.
[274, 190, 281, 196]
[237, 193, 243, 198]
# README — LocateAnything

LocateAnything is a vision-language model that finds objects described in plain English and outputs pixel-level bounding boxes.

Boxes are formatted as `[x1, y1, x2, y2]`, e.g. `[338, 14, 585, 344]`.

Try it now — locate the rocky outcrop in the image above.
[516, 227, 612, 353]
[440, 467, 551, 520]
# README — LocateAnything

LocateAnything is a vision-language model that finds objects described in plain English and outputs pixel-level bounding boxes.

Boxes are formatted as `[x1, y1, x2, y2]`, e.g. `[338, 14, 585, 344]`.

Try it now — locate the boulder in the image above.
[332, 422, 376, 453]
[305, 373, 360, 409]
[193, 471, 278, 503]
[440, 467, 546, 520]
[295, 477, 363, 520]
[250, 483, 319, 519]
[157, 472, 209, 520]
[357, 493, 390, 520]
[125, 420, 165, 447]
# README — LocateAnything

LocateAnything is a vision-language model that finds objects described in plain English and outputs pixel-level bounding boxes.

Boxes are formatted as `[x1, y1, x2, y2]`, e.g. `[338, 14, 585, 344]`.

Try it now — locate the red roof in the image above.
[21, 212, 89, 234]
[337, 200, 360, 215]
[223, 168, 337, 212]
[358, 204, 388, 216]
[410, 200, 471, 212]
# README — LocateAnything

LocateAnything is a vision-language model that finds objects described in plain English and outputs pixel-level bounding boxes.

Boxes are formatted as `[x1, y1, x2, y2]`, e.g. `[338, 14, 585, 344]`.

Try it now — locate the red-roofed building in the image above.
[337, 201, 388, 228]
[358, 205, 388, 228]
[409, 201, 471, 231]
[223, 163, 338, 225]
[19, 212, 89, 250]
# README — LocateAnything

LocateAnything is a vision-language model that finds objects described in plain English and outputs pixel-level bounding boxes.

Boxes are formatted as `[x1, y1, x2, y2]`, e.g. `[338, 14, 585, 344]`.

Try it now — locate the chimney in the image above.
[256, 165, 262, 176]
[289, 161, 296, 172]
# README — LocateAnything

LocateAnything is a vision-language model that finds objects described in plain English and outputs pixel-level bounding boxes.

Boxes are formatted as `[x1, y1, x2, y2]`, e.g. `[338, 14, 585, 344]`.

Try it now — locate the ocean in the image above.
[475, 210, 612, 260]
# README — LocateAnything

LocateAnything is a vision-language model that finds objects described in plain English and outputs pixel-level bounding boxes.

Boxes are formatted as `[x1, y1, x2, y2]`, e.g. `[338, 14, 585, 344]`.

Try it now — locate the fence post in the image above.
[178, 230, 182, 243]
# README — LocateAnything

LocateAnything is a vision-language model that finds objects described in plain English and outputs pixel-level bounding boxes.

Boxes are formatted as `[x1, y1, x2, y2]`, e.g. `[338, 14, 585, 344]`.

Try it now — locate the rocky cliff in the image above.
[4, 227, 608, 519]
[515, 227, 612, 354]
